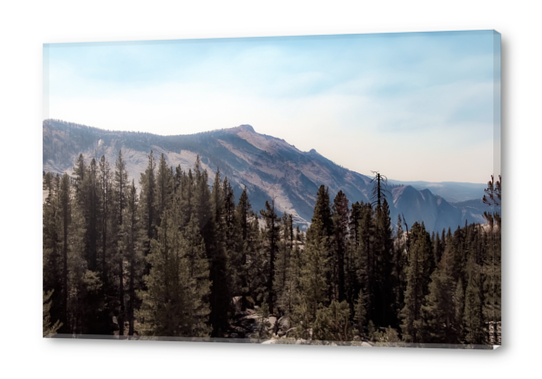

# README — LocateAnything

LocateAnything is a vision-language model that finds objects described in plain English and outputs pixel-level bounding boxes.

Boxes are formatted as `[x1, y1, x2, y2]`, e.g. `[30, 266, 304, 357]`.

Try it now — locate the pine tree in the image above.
[245, 210, 264, 307]
[400, 222, 432, 343]
[138, 211, 182, 336]
[392, 215, 407, 325]
[139, 150, 157, 271]
[138, 199, 211, 337]
[113, 150, 129, 336]
[353, 289, 367, 338]
[72, 153, 87, 205]
[274, 212, 293, 315]
[121, 180, 143, 336]
[43, 174, 63, 332]
[455, 278, 465, 341]
[482, 175, 501, 344]
[173, 164, 182, 194]
[373, 199, 395, 328]
[463, 254, 485, 345]
[420, 245, 460, 344]
[155, 153, 173, 227]
[356, 202, 375, 322]
[296, 219, 329, 323]
[260, 199, 281, 315]
[222, 177, 241, 298]
[309, 185, 333, 240]
[332, 190, 349, 303]
[313, 300, 352, 342]
[182, 216, 212, 337]
[71, 155, 101, 273]
[98, 155, 113, 314]
[308, 185, 334, 303]
[67, 192, 104, 335]
[234, 186, 257, 309]
[59, 173, 71, 333]
[204, 166, 231, 337]
[179, 168, 195, 228]
[280, 219, 302, 317]
[345, 201, 362, 312]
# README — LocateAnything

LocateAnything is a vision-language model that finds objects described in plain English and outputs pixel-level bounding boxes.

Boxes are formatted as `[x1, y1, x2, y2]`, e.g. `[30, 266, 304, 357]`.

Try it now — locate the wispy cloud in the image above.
[45, 31, 500, 183]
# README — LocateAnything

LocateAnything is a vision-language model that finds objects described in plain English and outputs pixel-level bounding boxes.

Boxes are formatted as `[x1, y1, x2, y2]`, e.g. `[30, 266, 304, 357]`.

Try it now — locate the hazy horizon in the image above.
[43, 31, 501, 183]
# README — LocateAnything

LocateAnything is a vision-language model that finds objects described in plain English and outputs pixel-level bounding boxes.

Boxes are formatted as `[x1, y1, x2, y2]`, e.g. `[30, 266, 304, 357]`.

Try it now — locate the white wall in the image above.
[0, 1, 537, 378]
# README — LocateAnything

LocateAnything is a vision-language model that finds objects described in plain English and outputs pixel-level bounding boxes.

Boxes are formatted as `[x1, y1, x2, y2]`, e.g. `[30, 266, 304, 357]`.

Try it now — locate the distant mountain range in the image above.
[43, 119, 492, 232]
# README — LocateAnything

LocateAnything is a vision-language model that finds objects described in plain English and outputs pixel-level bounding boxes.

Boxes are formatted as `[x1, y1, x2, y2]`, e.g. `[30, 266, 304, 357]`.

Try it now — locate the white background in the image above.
[0, 0, 538, 377]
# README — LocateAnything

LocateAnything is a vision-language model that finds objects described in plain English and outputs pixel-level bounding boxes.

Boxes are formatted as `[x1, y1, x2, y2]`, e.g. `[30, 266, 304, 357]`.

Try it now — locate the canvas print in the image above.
[42, 30, 501, 348]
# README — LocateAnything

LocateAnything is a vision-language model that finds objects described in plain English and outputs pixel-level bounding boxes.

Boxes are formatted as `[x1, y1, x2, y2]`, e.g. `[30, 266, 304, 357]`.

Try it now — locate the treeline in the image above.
[43, 151, 501, 346]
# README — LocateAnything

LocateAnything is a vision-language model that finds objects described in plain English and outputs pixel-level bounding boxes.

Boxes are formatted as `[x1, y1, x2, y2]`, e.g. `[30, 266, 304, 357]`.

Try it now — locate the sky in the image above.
[43, 30, 501, 183]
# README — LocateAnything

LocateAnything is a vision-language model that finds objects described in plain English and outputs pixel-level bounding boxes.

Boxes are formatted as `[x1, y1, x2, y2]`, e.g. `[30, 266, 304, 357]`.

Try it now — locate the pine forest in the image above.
[43, 151, 501, 347]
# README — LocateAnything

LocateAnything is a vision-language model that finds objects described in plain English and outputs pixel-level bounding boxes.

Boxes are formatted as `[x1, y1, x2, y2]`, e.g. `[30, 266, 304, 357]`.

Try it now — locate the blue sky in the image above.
[44, 30, 500, 183]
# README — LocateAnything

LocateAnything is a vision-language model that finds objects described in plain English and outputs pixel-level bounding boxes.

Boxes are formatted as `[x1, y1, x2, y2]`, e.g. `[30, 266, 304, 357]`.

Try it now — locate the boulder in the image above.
[277, 316, 290, 332]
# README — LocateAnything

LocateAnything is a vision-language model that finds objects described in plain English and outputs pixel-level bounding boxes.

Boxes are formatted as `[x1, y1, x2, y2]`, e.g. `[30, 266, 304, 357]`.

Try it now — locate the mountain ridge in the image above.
[43, 119, 490, 232]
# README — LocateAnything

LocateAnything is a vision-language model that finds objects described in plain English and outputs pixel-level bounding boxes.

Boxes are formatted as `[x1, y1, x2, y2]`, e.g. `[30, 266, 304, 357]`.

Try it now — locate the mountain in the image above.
[43, 119, 491, 232]
[388, 179, 487, 203]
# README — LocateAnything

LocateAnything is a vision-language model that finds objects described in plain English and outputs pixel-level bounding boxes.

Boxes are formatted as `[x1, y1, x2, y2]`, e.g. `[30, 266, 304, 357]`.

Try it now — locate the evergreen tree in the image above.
[222, 177, 241, 297]
[308, 185, 333, 240]
[138, 211, 183, 336]
[373, 199, 395, 328]
[295, 219, 329, 324]
[463, 254, 485, 345]
[43, 174, 63, 332]
[400, 222, 432, 343]
[234, 186, 258, 309]
[139, 150, 157, 268]
[482, 175, 501, 345]
[204, 166, 231, 337]
[155, 153, 173, 227]
[357, 202, 375, 322]
[59, 173, 71, 333]
[72, 153, 86, 205]
[420, 245, 460, 344]
[182, 216, 212, 337]
[455, 278, 465, 341]
[121, 180, 143, 336]
[274, 212, 293, 315]
[331, 190, 349, 302]
[260, 199, 280, 314]
[179, 168, 195, 228]
[308, 185, 333, 302]
[392, 215, 407, 324]
[353, 289, 367, 338]
[245, 209, 264, 307]
[98, 155, 113, 315]
[113, 150, 129, 336]
[313, 300, 352, 342]
[138, 200, 211, 337]
[173, 164, 182, 194]
[67, 194, 104, 335]
[280, 221, 302, 316]
[345, 201, 362, 312]
[71, 155, 101, 273]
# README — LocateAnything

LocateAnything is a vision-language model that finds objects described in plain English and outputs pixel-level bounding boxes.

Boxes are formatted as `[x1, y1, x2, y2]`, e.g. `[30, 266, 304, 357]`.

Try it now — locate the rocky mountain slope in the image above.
[43, 119, 490, 232]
